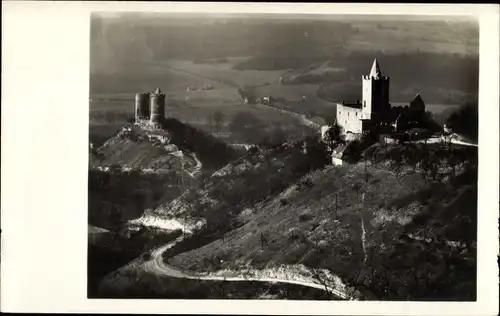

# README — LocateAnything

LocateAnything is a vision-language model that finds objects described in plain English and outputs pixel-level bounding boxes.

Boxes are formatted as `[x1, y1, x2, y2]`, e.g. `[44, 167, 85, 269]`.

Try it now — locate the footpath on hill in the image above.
[100, 234, 352, 300]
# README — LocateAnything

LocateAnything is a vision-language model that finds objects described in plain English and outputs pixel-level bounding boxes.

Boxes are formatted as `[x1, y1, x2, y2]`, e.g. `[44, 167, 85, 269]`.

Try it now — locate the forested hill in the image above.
[91, 14, 478, 75]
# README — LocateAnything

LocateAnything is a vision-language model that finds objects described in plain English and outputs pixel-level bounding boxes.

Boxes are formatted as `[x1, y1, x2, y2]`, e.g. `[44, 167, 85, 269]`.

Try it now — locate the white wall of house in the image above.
[337, 104, 363, 134]
[332, 156, 343, 166]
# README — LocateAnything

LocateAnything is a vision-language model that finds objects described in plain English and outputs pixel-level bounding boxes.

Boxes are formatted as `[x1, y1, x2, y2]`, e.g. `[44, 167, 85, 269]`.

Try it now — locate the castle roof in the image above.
[154, 88, 162, 95]
[410, 93, 425, 109]
[369, 58, 382, 79]
[412, 93, 424, 103]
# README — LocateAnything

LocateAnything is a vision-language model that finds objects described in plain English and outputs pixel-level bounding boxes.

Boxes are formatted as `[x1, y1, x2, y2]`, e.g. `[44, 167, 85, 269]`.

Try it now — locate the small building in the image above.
[186, 85, 199, 92]
[202, 83, 214, 91]
[261, 96, 275, 105]
[331, 142, 348, 166]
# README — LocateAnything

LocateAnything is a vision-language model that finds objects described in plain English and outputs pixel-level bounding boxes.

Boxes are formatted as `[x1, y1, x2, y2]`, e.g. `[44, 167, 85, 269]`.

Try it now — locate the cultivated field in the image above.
[345, 20, 478, 55]
[89, 58, 317, 146]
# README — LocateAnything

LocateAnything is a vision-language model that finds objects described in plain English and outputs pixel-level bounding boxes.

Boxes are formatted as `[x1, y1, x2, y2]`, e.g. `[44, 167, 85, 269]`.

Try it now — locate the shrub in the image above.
[299, 211, 314, 222]
[298, 178, 314, 191]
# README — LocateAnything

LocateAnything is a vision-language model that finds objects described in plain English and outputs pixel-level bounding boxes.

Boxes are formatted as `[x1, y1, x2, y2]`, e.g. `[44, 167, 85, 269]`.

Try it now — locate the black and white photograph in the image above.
[88, 11, 481, 301]
[2, 2, 499, 315]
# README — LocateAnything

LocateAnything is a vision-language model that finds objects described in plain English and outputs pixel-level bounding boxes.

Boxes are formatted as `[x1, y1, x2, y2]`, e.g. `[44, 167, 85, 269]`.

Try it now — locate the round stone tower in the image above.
[150, 88, 165, 124]
[135, 92, 150, 121]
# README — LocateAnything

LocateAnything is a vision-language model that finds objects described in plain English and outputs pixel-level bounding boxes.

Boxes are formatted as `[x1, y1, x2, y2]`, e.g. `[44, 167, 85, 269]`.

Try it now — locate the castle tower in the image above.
[409, 93, 426, 113]
[135, 92, 150, 121]
[150, 88, 166, 124]
[361, 58, 390, 121]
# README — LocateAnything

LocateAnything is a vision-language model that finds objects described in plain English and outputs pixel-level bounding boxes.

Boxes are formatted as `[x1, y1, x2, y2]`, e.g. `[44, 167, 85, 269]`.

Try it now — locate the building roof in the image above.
[331, 142, 348, 158]
[369, 58, 382, 79]
[410, 93, 425, 110]
[154, 88, 162, 95]
[340, 100, 362, 109]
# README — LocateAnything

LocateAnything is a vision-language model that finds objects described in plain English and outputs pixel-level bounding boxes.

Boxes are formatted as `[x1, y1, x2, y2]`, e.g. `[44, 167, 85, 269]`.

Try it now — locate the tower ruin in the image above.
[135, 92, 150, 121]
[150, 88, 166, 124]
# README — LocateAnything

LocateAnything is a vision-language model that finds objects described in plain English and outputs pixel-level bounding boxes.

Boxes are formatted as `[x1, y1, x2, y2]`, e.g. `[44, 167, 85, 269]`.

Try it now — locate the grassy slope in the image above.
[167, 163, 424, 275]
[89, 118, 242, 231]
[167, 147, 477, 300]
[91, 129, 191, 171]
[153, 138, 330, 257]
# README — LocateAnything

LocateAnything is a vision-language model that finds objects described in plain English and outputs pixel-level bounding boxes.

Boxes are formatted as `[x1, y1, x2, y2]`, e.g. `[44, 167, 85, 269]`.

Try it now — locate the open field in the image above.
[166, 58, 285, 88]
[89, 58, 320, 146]
[345, 20, 478, 55]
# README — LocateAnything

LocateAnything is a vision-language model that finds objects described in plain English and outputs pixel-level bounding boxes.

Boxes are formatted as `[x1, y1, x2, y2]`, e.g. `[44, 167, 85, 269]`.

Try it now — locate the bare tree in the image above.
[207, 112, 214, 132]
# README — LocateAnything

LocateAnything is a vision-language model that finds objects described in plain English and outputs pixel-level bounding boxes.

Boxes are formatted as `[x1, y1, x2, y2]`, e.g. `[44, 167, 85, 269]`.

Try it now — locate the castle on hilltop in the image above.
[134, 88, 166, 126]
[335, 58, 426, 139]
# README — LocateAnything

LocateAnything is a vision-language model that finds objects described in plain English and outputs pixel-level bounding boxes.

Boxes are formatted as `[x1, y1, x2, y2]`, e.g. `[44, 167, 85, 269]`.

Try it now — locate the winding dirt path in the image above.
[141, 242, 350, 300]
[100, 235, 350, 300]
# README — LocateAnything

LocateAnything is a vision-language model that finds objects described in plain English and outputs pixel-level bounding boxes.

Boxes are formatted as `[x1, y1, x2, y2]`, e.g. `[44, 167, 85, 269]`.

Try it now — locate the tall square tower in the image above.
[361, 58, 390, 121]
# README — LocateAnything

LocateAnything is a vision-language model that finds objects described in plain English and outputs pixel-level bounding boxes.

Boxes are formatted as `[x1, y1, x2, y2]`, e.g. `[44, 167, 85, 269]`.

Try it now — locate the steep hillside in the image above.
[89, 118, 244, 231]
[90, 125, 193, 171]
[166, 144, 477, 300]
[130, 137, 330, 254]
[159, 118, 241, 171]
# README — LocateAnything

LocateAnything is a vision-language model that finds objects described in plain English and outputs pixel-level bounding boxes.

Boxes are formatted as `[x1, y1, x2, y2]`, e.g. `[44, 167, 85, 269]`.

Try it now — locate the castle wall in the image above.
[150, 93, 166, 123]
[135, 93, 150, 121]
[337, 104, 363, 134]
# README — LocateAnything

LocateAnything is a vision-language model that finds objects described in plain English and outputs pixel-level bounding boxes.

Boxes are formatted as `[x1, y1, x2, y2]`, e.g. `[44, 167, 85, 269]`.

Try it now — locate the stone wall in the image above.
[337, 104, 363, 134]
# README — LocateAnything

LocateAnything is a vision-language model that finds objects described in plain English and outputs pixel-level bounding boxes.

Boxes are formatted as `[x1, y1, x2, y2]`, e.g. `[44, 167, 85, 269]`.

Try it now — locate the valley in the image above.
[88, 13, 479, 301]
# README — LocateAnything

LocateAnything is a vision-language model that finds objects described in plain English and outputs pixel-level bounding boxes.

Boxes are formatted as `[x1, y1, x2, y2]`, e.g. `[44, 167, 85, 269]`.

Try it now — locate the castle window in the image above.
[345, 120, 347, 124]
[355, 112, 358, 117]
[363, 101, 366, 107]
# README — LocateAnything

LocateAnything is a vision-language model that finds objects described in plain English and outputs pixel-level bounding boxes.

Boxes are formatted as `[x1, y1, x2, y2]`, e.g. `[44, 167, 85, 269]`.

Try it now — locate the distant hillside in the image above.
[91, 14, 477, 76]
[237, 51, 478, 106]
